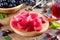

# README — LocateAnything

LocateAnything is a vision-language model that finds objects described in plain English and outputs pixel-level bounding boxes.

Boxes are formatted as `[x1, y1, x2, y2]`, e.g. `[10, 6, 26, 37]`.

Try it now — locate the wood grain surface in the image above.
[0, 6, 43, 40]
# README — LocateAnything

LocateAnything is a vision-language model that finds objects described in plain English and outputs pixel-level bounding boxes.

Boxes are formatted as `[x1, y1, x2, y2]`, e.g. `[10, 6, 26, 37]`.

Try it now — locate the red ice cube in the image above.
[11, 21, 17, 28]
[30, 12, 38, 19]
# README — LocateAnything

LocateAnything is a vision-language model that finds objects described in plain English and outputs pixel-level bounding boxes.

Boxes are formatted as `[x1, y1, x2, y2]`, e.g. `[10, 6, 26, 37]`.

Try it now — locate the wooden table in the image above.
[0, 6, 45, 40]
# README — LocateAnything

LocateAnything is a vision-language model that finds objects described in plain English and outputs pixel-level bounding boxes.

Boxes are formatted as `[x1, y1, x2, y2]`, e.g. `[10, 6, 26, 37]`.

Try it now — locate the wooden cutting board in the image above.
[0, 6, 44, 40]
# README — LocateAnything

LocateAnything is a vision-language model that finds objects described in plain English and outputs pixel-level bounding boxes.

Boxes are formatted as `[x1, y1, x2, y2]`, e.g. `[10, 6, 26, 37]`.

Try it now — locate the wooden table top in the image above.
[0, 6, 44, 40]
[0, 6, 60, 40]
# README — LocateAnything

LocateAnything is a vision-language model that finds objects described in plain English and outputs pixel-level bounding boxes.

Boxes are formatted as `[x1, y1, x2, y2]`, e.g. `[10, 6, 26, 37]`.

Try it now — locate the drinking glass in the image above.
[52, 0, 60, 19]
